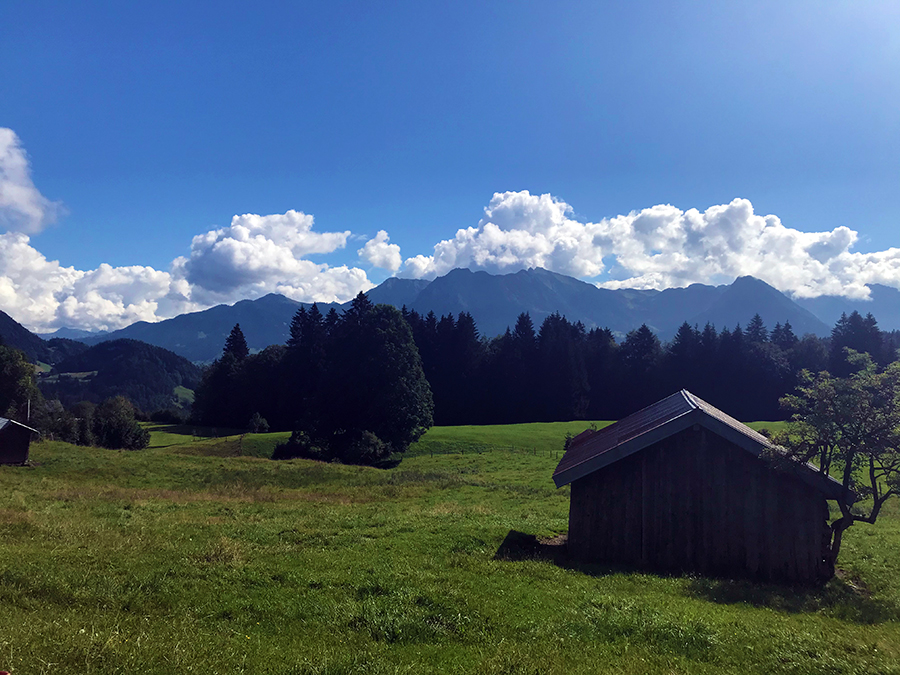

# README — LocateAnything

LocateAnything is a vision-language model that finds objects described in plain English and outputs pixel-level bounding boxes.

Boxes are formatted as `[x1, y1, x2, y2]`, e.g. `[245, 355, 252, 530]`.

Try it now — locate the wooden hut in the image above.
[553, 390, 851, 583]
[0, 417, 38, 465]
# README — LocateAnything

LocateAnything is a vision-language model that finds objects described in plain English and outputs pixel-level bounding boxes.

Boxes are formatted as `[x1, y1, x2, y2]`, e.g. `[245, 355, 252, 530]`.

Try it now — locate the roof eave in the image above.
[553, 408, 701, 487]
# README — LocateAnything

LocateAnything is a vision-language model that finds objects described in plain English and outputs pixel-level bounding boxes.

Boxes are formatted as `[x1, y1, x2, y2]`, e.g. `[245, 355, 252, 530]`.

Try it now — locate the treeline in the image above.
[192, 291, 899, 452]
[405, 307, 899, 423]
[0, 339, 150, 450]
[41, 396, 150, 450]
[192, 295, 433, 464]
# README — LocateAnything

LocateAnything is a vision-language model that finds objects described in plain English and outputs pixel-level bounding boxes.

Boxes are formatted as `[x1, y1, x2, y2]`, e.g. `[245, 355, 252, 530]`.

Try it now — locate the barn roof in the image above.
[552, 390, 850, 502]
[0, 417, 39, 434]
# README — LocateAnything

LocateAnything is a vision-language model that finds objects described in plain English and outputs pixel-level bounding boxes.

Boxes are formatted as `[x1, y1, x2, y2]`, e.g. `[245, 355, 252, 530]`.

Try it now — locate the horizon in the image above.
[28, 268, 892, 341]
[2, 2, 899, 332]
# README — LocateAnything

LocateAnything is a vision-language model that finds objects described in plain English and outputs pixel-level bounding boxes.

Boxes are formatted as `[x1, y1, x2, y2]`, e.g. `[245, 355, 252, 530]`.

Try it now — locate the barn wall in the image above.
[0, 425, 31, 465]
[567, 427, 830, 583]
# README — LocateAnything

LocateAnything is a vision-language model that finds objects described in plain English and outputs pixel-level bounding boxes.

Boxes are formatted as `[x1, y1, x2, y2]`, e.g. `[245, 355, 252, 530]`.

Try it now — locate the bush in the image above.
[93, 396, 150, 450]
[248, 412, 269, 433]
[333, 429, 390, 464]
[272, 431, 325, 460]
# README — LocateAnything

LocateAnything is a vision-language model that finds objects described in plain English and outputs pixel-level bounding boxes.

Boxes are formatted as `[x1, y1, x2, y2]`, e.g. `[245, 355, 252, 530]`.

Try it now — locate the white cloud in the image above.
[183, 210, 372, 305]
[400, 191, 606, 280]
[0, 201, 378, 331]
[401, 191, 899, 300]
[0, 128, 63, 234]
[5, 129, 900, 334]
[358, 230, 402, 272]
[0, 232, 202, 332]
[0, 219, 376, 332]
[590, 198, 877, 299]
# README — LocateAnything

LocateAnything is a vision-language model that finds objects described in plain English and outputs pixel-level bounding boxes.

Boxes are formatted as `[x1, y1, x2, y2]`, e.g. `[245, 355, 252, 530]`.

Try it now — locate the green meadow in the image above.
[0, 422, 898, 674]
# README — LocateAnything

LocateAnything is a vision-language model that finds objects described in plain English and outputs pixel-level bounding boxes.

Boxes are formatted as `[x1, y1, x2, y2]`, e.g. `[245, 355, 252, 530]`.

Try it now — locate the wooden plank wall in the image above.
[0, 425, 30, 465]
[567, 427, 830, 582]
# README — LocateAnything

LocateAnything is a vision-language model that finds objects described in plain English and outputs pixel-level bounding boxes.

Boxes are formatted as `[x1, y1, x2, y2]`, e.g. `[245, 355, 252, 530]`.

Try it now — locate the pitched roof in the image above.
[0, 417, 39, 434]
[552, 390, 849, 502]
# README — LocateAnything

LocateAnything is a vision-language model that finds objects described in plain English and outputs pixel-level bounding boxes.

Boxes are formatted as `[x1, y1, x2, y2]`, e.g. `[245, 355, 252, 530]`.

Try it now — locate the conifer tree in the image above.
[224, 324, 249, 360]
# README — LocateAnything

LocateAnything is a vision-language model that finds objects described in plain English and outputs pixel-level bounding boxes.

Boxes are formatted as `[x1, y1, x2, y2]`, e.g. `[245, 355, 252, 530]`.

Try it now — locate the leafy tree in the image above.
[317, 301, 433, 463]
[0, 343, 41, 422]
[775, 351, 900, 574]
[93, 396, 150, 449]
[224, 324, 250, 360]
[71, 401, 96, 446]
[248, 412, 269, 433]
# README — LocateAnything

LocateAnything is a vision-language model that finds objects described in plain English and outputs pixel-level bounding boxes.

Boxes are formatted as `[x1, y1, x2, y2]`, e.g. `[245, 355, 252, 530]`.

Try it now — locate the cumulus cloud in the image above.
[401, 190, 900, 300]
[5, 127, 900, 335]
[183, 210, 372, 305]
[0, 128, 63, 234]
[0, 200, 383, 331]
[400, 191, 605, 279]
[0, 232, 202, 332]
[358, 230, 402, 271]
[0, 214, 376, 333]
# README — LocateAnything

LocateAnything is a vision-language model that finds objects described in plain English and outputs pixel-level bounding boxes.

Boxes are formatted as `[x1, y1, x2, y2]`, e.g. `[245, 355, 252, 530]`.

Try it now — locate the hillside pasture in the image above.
[0, 423, 897, 674]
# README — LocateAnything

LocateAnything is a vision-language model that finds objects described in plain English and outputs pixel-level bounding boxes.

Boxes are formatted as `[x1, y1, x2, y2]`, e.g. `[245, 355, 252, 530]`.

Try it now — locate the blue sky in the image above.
[1, 1, 899, 331]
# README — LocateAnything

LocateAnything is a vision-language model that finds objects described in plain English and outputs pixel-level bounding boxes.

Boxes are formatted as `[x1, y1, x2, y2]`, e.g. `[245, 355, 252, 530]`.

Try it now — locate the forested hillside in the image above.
[40, 339, 202, 412]
[0, 309, 88, 364]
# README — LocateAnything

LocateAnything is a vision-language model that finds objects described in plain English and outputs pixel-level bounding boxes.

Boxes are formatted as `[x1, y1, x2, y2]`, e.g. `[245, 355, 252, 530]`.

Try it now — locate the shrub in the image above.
[272, 431, 325, 460]
[248, 412, 269, 433]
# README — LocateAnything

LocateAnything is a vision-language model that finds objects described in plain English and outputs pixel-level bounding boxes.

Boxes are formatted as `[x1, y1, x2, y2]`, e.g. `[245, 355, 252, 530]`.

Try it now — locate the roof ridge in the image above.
[680, 389, 699, 409]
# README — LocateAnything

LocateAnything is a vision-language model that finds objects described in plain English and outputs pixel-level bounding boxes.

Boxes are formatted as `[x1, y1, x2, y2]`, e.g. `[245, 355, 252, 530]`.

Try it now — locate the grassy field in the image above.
[0, 421, 898, 674]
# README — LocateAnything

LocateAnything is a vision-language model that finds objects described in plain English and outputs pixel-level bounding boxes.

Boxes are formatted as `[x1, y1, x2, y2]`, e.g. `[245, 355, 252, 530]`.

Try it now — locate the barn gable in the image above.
[553, 391, 849, 582]
[0, 417, 38, 465]
[553, 390, 847, 502]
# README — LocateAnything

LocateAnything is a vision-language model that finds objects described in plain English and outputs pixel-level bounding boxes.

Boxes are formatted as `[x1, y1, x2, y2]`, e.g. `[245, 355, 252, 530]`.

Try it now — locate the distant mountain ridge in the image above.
[0, 309, 88, 364]
[6, 268, 899, 365]
[79, 294, 342, 363]
[796, 284, 900, 331]
[373, 268, 829, 340]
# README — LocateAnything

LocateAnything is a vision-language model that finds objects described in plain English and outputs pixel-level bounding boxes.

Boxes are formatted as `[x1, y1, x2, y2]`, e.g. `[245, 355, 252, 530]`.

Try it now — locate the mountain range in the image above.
[5, 267, 900, 365]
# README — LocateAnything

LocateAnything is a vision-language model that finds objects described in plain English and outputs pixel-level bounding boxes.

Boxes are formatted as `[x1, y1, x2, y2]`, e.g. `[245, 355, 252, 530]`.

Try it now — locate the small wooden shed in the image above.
[553, 390, 851, 583]
[0, 417, 38, 465]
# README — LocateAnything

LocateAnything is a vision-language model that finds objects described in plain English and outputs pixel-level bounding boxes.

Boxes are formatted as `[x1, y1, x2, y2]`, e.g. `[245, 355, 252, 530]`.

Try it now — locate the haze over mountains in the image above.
[2, 268, 887, 364]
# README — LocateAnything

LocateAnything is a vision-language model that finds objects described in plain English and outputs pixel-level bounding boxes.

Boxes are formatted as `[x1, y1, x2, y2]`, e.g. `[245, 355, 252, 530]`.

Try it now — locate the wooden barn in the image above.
[0, 417, 38, 465]
[553, 390, 851, 583]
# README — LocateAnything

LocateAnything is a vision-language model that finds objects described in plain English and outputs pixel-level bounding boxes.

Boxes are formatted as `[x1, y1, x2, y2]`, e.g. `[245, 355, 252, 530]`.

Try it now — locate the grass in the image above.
[173, 385, 195, 406]
[0, 421, 898, 674]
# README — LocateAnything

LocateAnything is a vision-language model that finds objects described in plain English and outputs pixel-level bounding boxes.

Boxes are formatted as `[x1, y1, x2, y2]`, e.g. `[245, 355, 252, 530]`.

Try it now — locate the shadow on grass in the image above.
[494, 530, 570, 564]
[495, 530, 900, 624]
[684, 572, 900, 624]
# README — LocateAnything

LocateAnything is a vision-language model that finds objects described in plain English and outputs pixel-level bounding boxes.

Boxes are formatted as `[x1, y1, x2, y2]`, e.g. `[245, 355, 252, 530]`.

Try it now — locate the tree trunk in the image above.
[825, 508, 853, 576]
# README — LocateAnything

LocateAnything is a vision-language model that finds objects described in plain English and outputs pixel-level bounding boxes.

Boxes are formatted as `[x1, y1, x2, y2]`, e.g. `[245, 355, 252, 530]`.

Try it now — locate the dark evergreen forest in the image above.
[193, 294, 899, 435]
[192, 296, 434, 464]
[405, 307, 899, 423]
